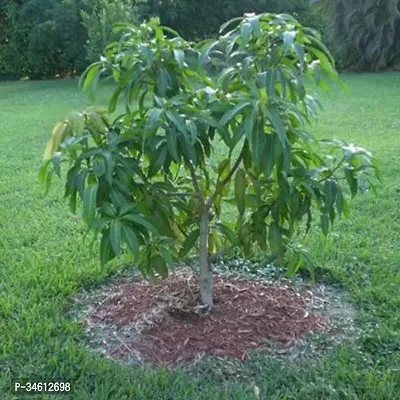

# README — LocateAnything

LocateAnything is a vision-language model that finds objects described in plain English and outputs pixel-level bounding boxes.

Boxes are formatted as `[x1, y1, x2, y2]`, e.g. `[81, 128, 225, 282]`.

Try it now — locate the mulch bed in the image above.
[85, 272, 328, 365]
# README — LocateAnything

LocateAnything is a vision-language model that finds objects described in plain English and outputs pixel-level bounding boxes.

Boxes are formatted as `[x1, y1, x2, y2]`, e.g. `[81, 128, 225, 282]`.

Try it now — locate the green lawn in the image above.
[1, 73, 400, 399]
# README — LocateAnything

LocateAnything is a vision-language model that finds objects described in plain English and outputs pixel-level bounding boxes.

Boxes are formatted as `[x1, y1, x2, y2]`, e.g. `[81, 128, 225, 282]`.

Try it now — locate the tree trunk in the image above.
[199, 209, 213, 307]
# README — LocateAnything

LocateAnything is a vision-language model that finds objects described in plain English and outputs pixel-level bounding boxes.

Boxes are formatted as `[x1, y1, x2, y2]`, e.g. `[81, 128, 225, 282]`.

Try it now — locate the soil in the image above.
[84, 271, 328, 366]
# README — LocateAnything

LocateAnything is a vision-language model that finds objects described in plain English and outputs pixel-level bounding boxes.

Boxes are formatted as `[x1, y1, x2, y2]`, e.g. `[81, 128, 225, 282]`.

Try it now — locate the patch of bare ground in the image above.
[79, 270, 338, 366]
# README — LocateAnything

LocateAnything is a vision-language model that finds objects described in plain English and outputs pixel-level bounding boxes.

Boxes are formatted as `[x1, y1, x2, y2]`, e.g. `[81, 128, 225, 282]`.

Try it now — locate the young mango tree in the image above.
[41, 14, 378, 307]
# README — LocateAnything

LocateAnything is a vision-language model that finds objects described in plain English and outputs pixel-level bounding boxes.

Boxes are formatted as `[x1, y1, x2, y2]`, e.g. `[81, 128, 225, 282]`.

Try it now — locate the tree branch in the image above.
[319, 156, 346, 183]
[206, 146, 245, 210]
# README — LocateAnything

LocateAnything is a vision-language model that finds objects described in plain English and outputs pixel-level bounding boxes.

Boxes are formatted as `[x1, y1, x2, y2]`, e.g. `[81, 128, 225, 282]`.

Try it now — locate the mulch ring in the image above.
[84, 272, 328, 366]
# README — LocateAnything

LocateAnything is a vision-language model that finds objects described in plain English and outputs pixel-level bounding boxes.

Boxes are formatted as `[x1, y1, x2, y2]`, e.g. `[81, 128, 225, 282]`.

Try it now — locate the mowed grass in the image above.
[0, 73, 400, 399]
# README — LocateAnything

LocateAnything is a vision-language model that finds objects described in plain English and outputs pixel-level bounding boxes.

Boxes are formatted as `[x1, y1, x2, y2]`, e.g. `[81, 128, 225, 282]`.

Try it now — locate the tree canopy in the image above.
[41, 15, 379, 306]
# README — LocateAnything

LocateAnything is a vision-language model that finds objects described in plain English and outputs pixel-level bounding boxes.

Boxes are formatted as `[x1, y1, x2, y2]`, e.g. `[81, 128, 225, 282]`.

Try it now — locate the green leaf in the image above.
[145, 108, 163, 133]
[39, 160, 51, 184]
[92, 156, 106, 177]
[151, 255, 168, 278]
[109, 85, 124, 113]
[148, 144, 168, 177]
[83, 183, 98, 227]
[235, 169, 247, 215]
[102, 202, 118, 218]
[166, 110, 188, 135]
[80, 62, 101, 91]
[324, 179, 337, 208]
[241, 22, 252, 48]
[121, 214, 158, 234]
[267, 105, 287, 147]
[173, 49, 186, 67]
[110, 220, 122, 255]
[242, 140, 252, 171]
[186, 120, 198, 145]
[167, 129, 180, 162]
[269, 222, 283, 262]
[218, 158, 230, 177]
[345, 167, 358, 198]
[156, 68, 171, 97]
[100, 231, 114, 267]
[283, 31, 296, 51]
[159, 247, 174, 267]
[218, 223, 239, 246]
[321, 213, 329, 236]
[220, 102, 251, 126]
[122, 224, 139, 261]
[180, 229, 200, 257]
[219, 16, 243, 34]
[249, 120, 266, 173]
[263, 133, 279, 178]
[294, 43, 305, 67]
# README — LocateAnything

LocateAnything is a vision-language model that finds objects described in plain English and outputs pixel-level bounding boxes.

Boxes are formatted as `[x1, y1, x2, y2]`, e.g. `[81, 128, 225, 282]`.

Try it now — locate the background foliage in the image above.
[0, 0, 399, 79]
[318, 0, 400, 71]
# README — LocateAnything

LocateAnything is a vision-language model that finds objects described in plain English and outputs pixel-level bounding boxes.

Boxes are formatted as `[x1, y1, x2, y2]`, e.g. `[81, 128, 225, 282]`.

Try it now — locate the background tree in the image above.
[313, 0, 400, 70]
[137, 0, 323, 41]
[0, 0, 88, 78]
[41, 14, 378, 307]
[81, 0, 138, 64]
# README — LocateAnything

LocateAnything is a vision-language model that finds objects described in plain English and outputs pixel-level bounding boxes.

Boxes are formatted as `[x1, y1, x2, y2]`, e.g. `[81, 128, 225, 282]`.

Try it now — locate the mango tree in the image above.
[41, 14, 378, 307]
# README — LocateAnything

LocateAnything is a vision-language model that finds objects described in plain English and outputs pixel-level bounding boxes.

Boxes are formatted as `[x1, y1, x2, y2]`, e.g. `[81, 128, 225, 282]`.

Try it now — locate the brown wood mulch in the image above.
[86, 272, 328, 365]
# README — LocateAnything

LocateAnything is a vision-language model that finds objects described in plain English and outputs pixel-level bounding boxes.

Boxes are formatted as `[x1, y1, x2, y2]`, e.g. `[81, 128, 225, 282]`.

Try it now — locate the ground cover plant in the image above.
[0, 40, 399, 400]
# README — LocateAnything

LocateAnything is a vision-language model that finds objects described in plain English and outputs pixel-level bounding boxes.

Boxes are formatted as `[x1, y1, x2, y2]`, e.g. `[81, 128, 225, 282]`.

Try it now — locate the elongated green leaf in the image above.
[173, 49, 186, 67]
[159, 247, 174, 267]
[219, 16, 243, 34]
[263, 133, 279, 178]
[218, 158, 231, 177]
[110, 220, 122, 255]
[218, 223, 239, 246]
[166, 110, 188, 135]
[321, 213, 329, 236]
[151, 255, 168, 278]
[283, 31, 296, 50]
[119, 203, 138, 217]
[39, 160, 51, 184]
[148, 144, 168, 177]
[180, 229, 200, 257]
[345, 167, 358, 197]
[249, 120, 266, 173]
[121, 214, 158, 234]
[145, 108, 163, 132]
[102, 202, 118, 218]
[167, 129, 180, 162]
[122, 224, 139, 260]
[109, 85, 124, 113]
[235, 169, 247, 215]
[100, 231, 114, 267]
[267, 105, 287, 146]
[269, 222, 283, 262]
[241, 22, 252, 48]
[83, 183, 98, 226]
[80, 62, 101, 90]
[156, 68, 171, 97]
[92, 156, 106, 177]
[186, 120, 198, 145]
[220, 102, 251, 126]
[324, 179, 337, 208]
[242, 140, 252, 171]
